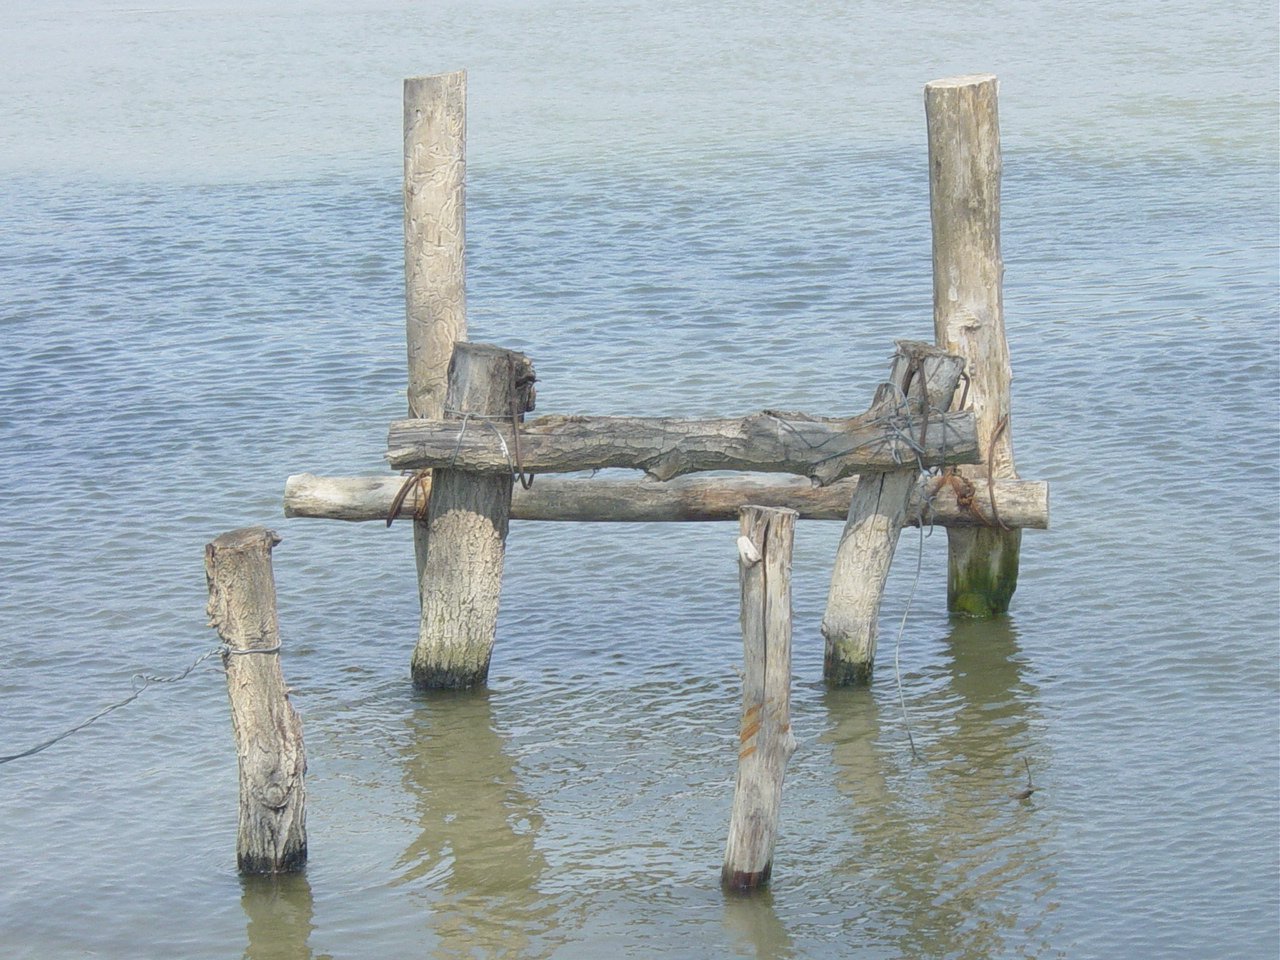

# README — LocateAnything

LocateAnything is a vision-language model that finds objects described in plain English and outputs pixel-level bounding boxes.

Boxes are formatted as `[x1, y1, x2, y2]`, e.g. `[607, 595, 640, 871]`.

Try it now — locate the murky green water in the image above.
[2, 2, 1277, 957]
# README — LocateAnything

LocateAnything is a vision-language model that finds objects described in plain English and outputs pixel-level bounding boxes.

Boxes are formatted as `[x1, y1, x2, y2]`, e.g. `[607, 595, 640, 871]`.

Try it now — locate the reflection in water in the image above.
[241, 872, 328, 960]
[722, 885, 794, 960]
[822, 617, 1060, 959]
[396, 690, 555, 959]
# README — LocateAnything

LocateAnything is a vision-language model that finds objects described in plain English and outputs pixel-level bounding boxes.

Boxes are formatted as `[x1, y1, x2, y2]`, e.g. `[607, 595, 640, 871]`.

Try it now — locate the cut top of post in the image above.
[924, 73, 997, 90]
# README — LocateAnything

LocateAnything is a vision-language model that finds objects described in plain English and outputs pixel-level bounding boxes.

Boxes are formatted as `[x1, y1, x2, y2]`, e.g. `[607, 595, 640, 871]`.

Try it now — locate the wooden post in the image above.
[926, 74, 1022, 617]
[411, 343, 536, 689]
[205, 527, 307, 875]
[404, 71, 467, 611]
[723, 506, 798, 892]
[821, 341, 966, 684]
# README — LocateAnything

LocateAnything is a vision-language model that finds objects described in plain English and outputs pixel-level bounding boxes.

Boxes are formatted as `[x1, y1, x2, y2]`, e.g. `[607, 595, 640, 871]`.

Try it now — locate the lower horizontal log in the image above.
[283, 472, 1049, 528]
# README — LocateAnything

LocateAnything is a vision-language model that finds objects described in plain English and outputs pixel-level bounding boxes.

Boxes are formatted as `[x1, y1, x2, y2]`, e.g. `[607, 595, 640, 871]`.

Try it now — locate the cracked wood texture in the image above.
[927, 74, 1022, 617]
[205, 527, 306, 874]
[405, 71, 467, 613]
[411, 343, 534, 689]
[723, 506, 799, 892]
[387, 407, 979, 483]
[283, 472, 1048, 527]
[822, 341, 966, 685]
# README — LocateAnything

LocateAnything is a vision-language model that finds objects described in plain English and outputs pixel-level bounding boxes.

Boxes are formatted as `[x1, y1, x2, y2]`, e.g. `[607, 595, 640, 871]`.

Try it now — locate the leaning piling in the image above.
[821, 341, 966, 684]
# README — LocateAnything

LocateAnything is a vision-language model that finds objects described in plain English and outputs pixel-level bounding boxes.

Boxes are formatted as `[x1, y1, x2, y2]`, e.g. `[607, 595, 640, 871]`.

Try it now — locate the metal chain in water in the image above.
[0, 642, 278, 765]
[894, 519, 927, 762]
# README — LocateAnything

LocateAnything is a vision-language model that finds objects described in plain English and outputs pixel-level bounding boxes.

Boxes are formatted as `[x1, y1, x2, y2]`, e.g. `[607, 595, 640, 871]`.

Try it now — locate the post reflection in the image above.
[722, 885, 795, 960]
[241, 871, 326, 960]
[821, 617, 1058, 960]
[396, 689, 555, 960]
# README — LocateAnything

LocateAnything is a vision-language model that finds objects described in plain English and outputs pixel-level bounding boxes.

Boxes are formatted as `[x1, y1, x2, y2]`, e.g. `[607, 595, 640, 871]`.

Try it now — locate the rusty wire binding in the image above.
[387, 354, 536, 526]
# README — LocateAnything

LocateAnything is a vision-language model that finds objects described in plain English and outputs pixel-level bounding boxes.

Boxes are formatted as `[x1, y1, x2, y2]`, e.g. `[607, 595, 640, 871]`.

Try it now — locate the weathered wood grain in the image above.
[405, 71, 468, 610]
[411, 343, 534, 689]
[927, 74, 1022, 617]
[283, 471, 1048, 527]
[723, 505, 799, 892]
[205, 527, 306, 875]
[822, 341, 966, 685]
[387, 407, 978, 483]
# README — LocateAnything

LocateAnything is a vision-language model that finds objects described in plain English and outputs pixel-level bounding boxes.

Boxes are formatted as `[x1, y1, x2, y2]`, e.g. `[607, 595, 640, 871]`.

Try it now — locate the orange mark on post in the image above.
[738, 746, 757, 761]
[738, 703, 762, 742]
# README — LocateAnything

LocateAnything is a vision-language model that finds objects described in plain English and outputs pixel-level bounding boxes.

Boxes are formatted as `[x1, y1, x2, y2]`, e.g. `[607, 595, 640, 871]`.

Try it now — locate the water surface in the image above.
[2, 2, 1277, 958]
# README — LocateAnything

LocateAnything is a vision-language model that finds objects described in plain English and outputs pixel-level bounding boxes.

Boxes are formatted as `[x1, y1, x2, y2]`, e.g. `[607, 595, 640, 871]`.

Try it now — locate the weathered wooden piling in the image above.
[723, 506, 798, 892]
[205, 527, 307, 874]
[404, 71, 468, 606]
[411, 343, 536, 689]
[821, 341, 967, 685]
[926, 74, 1022, 617]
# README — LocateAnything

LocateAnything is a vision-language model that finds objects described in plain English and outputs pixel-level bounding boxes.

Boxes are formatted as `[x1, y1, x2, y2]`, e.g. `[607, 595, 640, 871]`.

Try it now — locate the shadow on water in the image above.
[820, 617, 1060, 960]
[394, 689, 557, 960]
[241, 872, 329, 960]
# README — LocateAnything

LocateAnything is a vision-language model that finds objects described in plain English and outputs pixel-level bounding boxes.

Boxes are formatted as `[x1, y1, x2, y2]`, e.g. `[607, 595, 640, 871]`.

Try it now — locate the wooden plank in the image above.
[283, 472, 1049, 527]
[926, 74, 1022, 617]
[387, 408, 979, 482]
[411, 343, 535, 689]
[205, 527, 307, 875]
[723, 505, 798, 892]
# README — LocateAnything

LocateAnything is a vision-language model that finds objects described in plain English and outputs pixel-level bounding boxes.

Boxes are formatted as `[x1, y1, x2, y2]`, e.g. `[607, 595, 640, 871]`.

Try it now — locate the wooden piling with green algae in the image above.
[926, 74, 1022, 618]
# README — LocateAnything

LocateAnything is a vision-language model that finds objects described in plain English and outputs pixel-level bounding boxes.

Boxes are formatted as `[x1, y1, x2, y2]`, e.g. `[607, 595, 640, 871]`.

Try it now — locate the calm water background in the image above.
[2, 2, 1277, 958]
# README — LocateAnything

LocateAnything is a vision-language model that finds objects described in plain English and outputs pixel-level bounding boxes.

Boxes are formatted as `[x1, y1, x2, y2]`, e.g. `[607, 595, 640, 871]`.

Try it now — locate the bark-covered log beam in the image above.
[386, 409, 979, 484]
[283, 472, 1048, 528]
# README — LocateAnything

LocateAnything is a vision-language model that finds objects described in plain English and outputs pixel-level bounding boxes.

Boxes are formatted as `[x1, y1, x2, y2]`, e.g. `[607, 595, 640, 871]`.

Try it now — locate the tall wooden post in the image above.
[411, 343, 536, 689]
[723, 506, 798, 892]
[205, 527, 307, 874]
[926, 74, 1022, 617]
[821, 342, 966, 684]
[404, 71, 468, 607]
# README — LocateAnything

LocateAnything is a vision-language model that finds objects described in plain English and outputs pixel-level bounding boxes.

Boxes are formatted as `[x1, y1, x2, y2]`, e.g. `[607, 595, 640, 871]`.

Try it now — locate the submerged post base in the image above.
[822, 651, 874, 687]
[410, 660, 492, 691]
[947, 526, 1021, 618]
[722, 863, 772, 893]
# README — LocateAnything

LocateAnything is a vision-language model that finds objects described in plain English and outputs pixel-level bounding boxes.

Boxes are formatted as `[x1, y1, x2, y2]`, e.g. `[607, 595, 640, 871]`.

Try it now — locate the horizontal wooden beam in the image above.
[386, 409, 978, 484]
[283, 473, 1048, 528]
